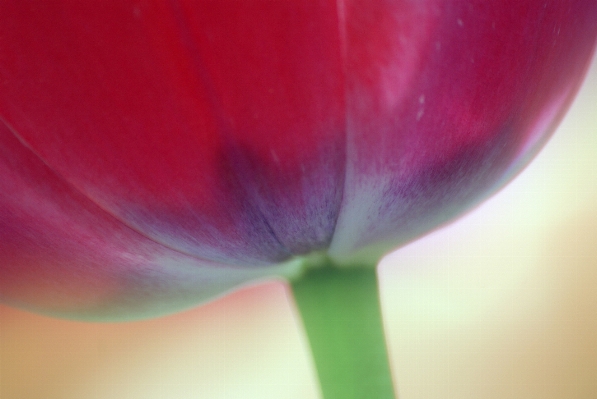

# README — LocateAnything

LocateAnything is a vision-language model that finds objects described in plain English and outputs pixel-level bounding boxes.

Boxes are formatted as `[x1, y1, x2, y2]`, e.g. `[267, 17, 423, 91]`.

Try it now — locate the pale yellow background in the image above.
[2, 53, 596, 399]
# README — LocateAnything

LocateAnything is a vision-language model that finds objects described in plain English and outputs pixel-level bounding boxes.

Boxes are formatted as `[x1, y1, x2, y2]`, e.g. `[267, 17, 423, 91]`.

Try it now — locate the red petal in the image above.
[330, 0, 597, 263]
[0, 120, 291, 319]
[0, 1, 346, 262]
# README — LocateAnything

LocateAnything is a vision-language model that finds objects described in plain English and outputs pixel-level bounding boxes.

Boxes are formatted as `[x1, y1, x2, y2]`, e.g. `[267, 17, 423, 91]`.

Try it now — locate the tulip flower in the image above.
[1, 1, 596, 398]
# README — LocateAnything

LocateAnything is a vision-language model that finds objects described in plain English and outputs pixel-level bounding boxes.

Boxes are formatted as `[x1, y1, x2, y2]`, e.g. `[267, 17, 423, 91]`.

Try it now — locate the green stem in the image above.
[290, 262, 397, 399]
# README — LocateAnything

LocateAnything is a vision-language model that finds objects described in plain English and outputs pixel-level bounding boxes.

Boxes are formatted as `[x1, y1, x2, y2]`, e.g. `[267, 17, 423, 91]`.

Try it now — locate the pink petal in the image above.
[329, 1, 597, 263]
[0, 120, 293, 320]
[0, 1, 346, 263]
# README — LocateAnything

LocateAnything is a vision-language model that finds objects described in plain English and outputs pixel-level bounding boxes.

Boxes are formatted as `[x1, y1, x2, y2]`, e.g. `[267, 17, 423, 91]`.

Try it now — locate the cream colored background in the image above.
[2, 53, 596, 399]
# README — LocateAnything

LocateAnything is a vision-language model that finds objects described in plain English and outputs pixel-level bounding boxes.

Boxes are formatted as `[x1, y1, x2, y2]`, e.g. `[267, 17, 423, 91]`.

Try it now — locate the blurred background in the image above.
[1, 54, 596, 399]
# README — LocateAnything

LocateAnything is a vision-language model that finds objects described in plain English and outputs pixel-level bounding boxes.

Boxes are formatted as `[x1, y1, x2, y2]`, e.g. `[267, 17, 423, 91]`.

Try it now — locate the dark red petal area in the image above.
[0, 120, 292, 320]
[0, 1, 346, 263]
[172, 1, 346, 254]
[330, 0, 597, 263]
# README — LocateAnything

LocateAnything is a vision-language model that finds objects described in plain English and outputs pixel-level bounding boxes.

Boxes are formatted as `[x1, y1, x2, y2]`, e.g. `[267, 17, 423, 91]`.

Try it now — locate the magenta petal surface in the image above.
[329, 0, 597, 263]
[0, 120, 293, 320]
[1, 1, 597, 318]
[0, 1, 346, 264]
